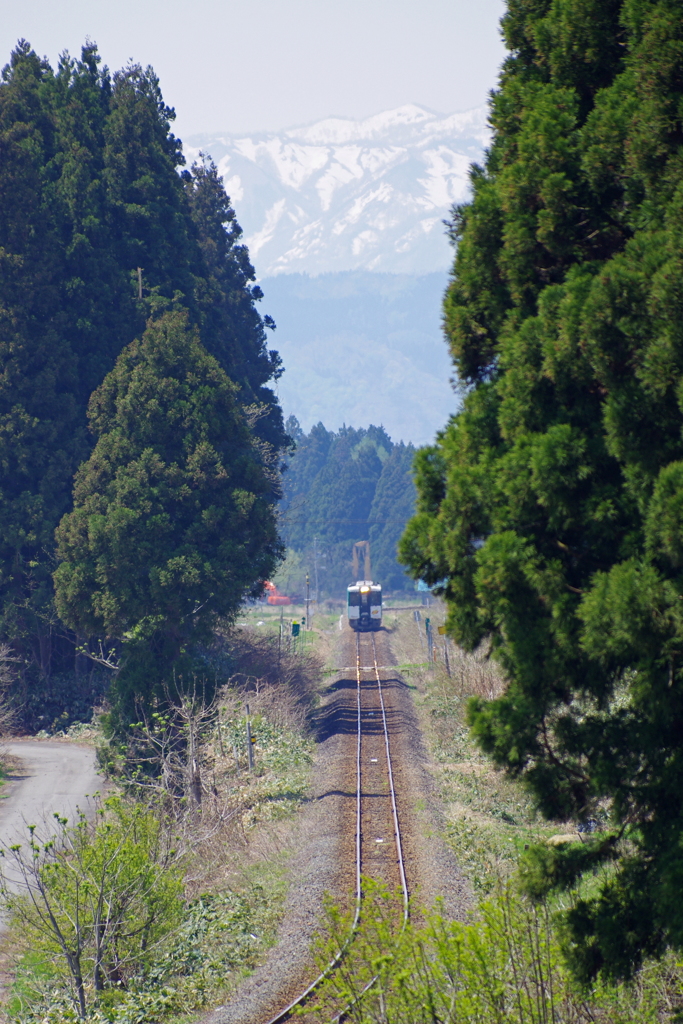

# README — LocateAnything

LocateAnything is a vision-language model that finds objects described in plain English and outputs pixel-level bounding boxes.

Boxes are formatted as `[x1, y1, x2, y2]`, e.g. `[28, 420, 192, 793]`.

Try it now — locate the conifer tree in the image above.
[102, 62, 194, 307]
[0, 42, 86, 669]
[280, 419, 333, 539]
[0, 41, 287, 689]
[279, 422, 415, 594]
[184, 158, 286, 458]
[401, 0, 683, 979]
[54, 311, 280, 716]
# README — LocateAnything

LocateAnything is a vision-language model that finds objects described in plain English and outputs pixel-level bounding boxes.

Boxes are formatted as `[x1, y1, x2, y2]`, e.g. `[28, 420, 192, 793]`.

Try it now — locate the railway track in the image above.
[264, 630, 410, 1024]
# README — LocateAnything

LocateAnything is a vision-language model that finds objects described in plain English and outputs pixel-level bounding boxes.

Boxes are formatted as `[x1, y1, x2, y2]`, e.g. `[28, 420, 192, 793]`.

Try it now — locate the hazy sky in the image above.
[1, 0, 507, 139]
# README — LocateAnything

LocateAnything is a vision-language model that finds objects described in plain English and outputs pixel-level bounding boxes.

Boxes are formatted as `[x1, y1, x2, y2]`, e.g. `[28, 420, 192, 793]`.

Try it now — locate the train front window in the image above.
[370, 592, 382, 606]
[348, 591, 361, 606]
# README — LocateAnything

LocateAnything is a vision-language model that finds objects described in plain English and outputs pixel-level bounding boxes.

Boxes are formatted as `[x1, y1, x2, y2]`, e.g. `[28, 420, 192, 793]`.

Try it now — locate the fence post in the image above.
[415, 608, 426, 655]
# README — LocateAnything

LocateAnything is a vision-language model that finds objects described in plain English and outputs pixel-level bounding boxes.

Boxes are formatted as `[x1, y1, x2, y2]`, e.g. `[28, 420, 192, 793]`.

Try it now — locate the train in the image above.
[347, 580, 382, 631]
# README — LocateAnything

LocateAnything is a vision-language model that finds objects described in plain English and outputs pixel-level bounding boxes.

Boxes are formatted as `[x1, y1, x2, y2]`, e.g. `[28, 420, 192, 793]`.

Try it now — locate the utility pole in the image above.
[245, 703, 254, 771]
[137, 266, 143, 300]
[313, 536, 320, 605]
[305, 573, 310, 629]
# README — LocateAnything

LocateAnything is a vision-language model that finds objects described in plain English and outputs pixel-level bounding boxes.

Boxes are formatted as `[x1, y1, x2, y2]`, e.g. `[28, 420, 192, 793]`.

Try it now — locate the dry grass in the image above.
[0, 627, 329, 1023]
[174, 627, 324, 898]
[387, 606, 503, 700]
[211, 624, 324, 718]
[385, 607, 561, 893]
[92, 625, 324, 902]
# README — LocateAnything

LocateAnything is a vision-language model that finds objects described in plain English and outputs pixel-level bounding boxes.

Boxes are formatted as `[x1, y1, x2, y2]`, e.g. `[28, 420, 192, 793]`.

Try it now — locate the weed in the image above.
[1, 627, 322, 1022]
[311, 879, 683, 1024]
[389, 609, 559, 894]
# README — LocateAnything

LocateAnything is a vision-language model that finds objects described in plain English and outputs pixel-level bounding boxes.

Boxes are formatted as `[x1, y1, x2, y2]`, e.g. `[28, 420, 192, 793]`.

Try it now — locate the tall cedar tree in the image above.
[54, 311, 281, 717]
[184, 158, 285, 453]
[0, 42, 286, 683]
[400, 0, 683, 981]
[0, 43, 87, 672]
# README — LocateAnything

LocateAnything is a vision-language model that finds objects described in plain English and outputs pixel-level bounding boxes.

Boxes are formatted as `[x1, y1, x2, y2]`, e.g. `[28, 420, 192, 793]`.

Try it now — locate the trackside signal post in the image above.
[305, 573, 310, 629]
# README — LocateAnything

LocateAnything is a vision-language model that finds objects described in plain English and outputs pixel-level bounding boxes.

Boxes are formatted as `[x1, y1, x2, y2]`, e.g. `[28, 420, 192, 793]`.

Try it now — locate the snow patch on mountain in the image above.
[183, 104, 489, 275]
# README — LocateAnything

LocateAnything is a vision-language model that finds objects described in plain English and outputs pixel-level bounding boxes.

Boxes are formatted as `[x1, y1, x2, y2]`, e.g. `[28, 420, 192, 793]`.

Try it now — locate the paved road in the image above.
[0, 740, 101, 848]
[0, 741, 102, 939]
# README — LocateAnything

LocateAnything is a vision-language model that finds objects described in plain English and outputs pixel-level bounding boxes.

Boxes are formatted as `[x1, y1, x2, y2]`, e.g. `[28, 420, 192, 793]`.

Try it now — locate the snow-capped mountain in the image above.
[183, 104, 489, 276]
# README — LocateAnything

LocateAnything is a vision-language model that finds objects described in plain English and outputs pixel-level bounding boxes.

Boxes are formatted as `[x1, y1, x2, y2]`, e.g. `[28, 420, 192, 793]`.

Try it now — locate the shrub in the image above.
[0, 797, 184, 1019]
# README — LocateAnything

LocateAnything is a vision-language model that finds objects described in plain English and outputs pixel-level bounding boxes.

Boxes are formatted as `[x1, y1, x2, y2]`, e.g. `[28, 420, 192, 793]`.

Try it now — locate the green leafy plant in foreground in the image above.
[3, 672, 316, 1022]
[312, 880, 683, 1024]
[0, 797, 184, 1020]
[15, 885, 280, 1024]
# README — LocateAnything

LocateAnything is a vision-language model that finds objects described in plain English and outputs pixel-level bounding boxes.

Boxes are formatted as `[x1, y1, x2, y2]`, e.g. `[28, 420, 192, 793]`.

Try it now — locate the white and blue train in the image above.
[347, 581, 382, 632]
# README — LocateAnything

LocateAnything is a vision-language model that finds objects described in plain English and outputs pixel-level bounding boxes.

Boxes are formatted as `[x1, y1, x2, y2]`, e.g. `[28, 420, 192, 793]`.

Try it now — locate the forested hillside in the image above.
[278, 417, 416, 598]
[0, 41, 286, 725]
[262, 271, 455, 446]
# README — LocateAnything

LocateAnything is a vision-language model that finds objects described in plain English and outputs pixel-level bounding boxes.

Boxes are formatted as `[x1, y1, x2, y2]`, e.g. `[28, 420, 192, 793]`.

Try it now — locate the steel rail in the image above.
[262, 634, 365, 1023]
[330, 636, 411, 1023]
[371, 632, 409, 922]
[263, 631, 408, 1024]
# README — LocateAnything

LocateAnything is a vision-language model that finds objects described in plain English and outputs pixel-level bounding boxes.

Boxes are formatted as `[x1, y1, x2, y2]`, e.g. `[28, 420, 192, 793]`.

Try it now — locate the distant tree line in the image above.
[0, 41, 287, 727]
[278, 417, 416, 598]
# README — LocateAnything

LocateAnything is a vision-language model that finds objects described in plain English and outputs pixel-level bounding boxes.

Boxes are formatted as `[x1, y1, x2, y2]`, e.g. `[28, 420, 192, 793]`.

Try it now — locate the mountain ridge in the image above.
[183, 104, 489, 276]
[261, 270, 456, 446]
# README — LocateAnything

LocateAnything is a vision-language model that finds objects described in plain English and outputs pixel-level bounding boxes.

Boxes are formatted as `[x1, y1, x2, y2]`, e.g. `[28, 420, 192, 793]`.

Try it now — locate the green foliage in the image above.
[0, 43, 91, 664]
[313, 880, 682, 1024]
[0, 797, 184, 1019]
[281, 416, 416, 594]
[7, 883, 283, 1024]
[401, 0, 683, 981]
[54, 311, 281, 714]
[390, 610, 560, 895]
[271, 548, 307, 600]
[210, 694, 315, 827]
[369, 443, 418, 591]
[3, 632, 316, 1023]
[185, 158, 286, 455]
[0, 40, 286, 704]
